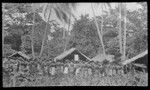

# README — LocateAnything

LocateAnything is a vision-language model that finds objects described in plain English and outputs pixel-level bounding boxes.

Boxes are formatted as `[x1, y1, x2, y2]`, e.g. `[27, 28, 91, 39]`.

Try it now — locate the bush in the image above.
[3, 61, 148, 87]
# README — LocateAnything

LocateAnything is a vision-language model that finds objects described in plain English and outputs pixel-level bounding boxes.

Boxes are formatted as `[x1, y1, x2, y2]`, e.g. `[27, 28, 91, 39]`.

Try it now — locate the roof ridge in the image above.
[54, 48, 76, 60]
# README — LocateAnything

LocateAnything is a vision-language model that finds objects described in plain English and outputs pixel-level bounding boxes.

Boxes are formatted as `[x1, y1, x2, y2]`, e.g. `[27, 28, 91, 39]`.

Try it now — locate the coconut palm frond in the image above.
[61, 11, 70, 24]
[70, 3, 77, 11]
[58, 3, 76, 23]
[106, 3, 111, 9]
[53, 7, 63, 22]
[133, 63, 147, 68]
[43, 4, 49, 21]
[31, 3, 77, 24]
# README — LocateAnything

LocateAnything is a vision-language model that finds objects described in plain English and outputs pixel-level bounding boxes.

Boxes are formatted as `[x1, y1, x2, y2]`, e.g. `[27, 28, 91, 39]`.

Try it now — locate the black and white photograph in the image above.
[2, 2, 148, 87]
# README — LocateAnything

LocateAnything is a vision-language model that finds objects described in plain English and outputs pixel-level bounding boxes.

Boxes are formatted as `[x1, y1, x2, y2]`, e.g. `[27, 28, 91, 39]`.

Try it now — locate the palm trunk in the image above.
[63, 22, 66, 52]
[31, 12, 36, 59]
[91, 3, 106, 57]
[63, 23, 66, 39]
[64, 14, 71, 52]
[122, 3, 127, 61]
[64, 31, 70, 52]
[100, 5, 106, 55]
[2, 4, 5, 52]
[39, 9, 52, 58]
[119, 3, 123, 58]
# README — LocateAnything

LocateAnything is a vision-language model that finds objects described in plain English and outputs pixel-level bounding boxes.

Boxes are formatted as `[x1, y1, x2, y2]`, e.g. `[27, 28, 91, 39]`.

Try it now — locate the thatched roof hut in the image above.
[54, 48, 91, 63]
[121, 50, 148, 66]
[8, 51, 31, 62]
[121, 50, 148, 73]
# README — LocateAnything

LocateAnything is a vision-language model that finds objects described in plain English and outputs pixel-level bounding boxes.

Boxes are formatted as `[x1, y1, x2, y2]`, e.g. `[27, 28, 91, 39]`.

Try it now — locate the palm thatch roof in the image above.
[121, 50, 148, 65]
[91, 54, 114, 62]
[133, 63, 147, 68]
[54, 48, 76, 60]
[78, 51, 92, 61]
[54, 48, 91, 61]
[8, 51, 30, 60]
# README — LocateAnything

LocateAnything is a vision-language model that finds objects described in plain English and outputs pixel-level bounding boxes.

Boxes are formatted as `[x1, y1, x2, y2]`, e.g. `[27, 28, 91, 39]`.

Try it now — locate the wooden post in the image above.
[69, 64, 74, 73]
[120, 68, 124, 75]
[109, 69, 113, 76]
[124, 65, 128, 74]
[88, 68, 92, 76]
[75, 67, 80, 76]
[51, 67, 55, 75]
[38, 64, 43, 75]
[47, 66, 50, 76]
[64, 67, 68, 74]
[45, 66, 48, 74]
[85, 69, 88, 77]
[60, 66, 64, 73]
[112, 69, 116, 75]
[142, 68, 146, 73]
[56, 66, 60, 74]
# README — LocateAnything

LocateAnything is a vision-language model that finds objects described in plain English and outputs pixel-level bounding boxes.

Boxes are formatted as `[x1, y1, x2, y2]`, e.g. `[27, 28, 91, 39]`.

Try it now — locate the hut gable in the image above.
[91, 54, 114, 62]
[54, 48, 91, 63]
[8, 51, 30, 62]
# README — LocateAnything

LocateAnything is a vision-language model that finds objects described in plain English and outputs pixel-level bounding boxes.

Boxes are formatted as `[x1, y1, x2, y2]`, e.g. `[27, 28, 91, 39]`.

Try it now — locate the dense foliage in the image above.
[2, 3, 147, 87]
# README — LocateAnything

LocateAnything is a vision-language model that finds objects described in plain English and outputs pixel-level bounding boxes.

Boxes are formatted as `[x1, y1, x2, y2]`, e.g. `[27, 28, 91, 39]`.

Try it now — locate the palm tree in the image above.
[30, 12, 35, 59]
[39, 8, 52, 58]
[91, 3, 111, 59]
[2, 4, 5, 53]
[108, 3, 137, 61]
[100, 4, 105, 56]
[107, 3, 126, 61]
[64, 14, 72, 52]
[122, 3, 127, 61]
[118, 3, 123, 58]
